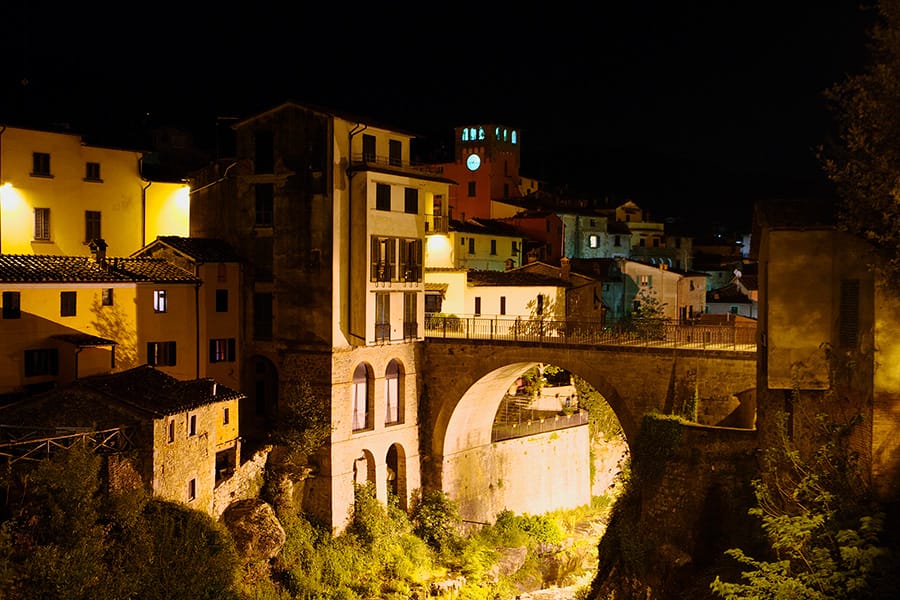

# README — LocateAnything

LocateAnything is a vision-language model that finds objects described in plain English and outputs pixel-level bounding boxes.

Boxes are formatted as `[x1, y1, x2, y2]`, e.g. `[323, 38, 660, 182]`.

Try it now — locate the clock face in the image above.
[466, 153, 481, 171]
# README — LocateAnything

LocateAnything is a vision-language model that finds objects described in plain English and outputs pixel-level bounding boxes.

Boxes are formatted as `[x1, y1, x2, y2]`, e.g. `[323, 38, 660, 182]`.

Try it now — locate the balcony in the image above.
[425, 214, 448, 234]
[350, 153, 450, 181]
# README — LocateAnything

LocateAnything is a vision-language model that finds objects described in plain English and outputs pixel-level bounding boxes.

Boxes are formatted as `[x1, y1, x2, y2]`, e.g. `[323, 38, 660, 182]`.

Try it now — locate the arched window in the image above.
[352, 364, 372, 431]
[462, 128, 469, 141]
[511, 130, 517, 144]
[385, 360, 402, 424]
[478, 127, 485, 140]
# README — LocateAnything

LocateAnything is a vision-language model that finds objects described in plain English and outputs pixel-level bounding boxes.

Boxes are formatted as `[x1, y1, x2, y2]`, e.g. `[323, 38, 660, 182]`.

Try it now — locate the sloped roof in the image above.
[0, 255, 198, 284]
[467, 269, 570, 287]
[450, 218, 526, 238]
[147, 236, 243, 263]
[568, 258, 624, 281]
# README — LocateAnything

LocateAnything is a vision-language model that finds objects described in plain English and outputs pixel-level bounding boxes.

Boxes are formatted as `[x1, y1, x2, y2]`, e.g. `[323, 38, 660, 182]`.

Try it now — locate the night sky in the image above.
[0, 2, 875, 231]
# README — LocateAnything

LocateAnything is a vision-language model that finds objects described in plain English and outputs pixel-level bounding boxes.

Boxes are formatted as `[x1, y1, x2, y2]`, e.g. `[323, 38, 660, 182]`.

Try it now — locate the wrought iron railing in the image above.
[424, 314, 757, 351]
[492, 410, 590, 442]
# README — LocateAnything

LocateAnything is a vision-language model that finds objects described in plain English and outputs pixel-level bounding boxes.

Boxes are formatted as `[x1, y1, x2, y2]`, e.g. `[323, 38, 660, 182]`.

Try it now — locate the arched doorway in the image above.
[353, 449, 376, 487]
[386, 443, 407, 509]
[243, 355, 278, 441]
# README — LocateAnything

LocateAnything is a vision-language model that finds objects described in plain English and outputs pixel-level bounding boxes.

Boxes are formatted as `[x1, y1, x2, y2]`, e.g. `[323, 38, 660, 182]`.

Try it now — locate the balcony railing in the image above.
[375, 322, 391, 343]
[424, 314, 757, 351]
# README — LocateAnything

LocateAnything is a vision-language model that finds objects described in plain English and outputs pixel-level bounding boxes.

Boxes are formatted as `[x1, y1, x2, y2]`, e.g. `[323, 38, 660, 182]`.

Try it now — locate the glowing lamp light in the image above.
[175, 186, 191, 211]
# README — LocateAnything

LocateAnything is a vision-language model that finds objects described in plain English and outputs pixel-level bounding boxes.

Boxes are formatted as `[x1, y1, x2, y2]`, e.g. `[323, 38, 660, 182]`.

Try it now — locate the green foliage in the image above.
[269, 377, 332, 466]
[573, 375, 624, 442]
[0, 445, 241, 600]
[710, 412, 898, 599]
[630, 413, 684, 483]
[821, 0, 900, 291]
[409, 488, 463, 555]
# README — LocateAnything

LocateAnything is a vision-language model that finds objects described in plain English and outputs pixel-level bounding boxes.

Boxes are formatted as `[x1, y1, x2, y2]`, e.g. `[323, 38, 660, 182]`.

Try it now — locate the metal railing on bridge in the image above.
[424, 314, 757, 351]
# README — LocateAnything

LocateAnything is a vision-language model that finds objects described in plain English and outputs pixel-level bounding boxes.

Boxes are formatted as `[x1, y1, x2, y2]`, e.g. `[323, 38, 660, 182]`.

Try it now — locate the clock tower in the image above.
[446, 124, 522, 221]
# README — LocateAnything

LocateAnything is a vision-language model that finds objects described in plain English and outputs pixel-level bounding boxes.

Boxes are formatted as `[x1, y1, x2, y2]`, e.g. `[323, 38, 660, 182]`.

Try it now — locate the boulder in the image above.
[221, 499, 286, 560]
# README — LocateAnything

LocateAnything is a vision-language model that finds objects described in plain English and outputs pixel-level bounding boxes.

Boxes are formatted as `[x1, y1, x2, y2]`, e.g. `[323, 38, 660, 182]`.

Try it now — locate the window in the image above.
[24, 349, 58, 377]
[639, 238, 646, 247]
[536, 294, 544, 315]
[2, 291, 21, 319]
[101, 288, 114, 306]
[168, 420, 175, 443]
[85, 162, 101, 181]
[215, 289, 228, 312]
[148, 341, 177, 366]
[254, 237, 274, 282]
[839, 279, 860, 348]
[153, 289, 167, 313]
[32, 152, 51, 176]
[375, 292, 390, 342]
[376, 183, 391, 211]
[223, 407, 230, 425]
[588, 235, 598, 248]
[254, 131, 274, 173]
[399, 238, 422, 282]
[474, 296, 481, 316]
[253, 293, 273, 340]
[371, 236, 396, 282]
[85, 210, 101, 242]
[385, 360, 401, 424]
[60, 291, 76, 317]
[467, 181, 476, 197]
[614, 235, 621, 247]
[640, 275, 652, 287]
[389, 140, 402, 166]
[425, 293, 442, 313]
[188, 414, 197, 436]
[255, 184, 274, 227]
[653, 238, 660, 248]
[512, 241, 519, 254]
[352, 364, 372, 431]
[209, 338, 236, 363]
[490, 239, 497, 255]
[500, 296, 506, 315]
[503, 183, 509, 198]
[404, 187, 418, 214]
[188, 478, 196, 501]
[403, 292, 417, 339]
[362, 134, 376, 162]
[468, 238, 475, 255]
[34, 208, 50, 240]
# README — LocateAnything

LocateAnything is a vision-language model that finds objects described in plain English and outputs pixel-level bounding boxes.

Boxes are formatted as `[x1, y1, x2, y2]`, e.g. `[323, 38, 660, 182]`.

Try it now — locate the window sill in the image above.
[29, 173, 54, 179]
[83, 178, 104, 183]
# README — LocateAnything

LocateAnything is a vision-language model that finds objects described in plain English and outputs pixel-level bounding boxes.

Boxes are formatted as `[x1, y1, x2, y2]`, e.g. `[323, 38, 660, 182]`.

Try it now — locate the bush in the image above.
[410, 488, 463, 555]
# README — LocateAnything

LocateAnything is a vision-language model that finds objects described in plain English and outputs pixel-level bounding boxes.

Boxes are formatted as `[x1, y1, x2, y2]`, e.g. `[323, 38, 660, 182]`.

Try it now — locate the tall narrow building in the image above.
[189, 102, 454, 529]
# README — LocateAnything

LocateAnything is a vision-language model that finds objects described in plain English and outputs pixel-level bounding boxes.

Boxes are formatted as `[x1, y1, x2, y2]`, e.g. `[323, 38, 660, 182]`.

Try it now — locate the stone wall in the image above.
[213, 446, 270, 518]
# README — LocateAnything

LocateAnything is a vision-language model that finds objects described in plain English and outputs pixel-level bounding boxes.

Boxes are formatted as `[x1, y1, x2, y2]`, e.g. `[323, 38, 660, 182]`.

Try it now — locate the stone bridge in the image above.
[420, 337, 757, 522]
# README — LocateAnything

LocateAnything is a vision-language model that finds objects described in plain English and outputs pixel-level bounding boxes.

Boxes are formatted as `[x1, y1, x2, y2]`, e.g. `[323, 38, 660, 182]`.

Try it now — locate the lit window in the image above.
[352, 364, 372, 431]
[385, 360, 401, 424]
[102, 288, 114, 306]
[588, 235, 598, 248]
[209, 338, 236, 363]
[153, 289, 167, 313]
[34, 208, 50, 241]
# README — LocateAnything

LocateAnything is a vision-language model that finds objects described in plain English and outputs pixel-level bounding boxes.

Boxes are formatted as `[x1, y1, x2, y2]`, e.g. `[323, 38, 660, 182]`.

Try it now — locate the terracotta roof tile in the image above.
[0, 255, 198, 284]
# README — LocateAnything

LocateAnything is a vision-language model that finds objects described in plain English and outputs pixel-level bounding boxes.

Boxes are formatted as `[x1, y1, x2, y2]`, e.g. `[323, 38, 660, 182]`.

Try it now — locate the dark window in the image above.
[490, 239, 497, 255]
[188, 478, 196, 501]
[403, 292, 417, 339]
[189, 414, 197, 436]
[376, 183, 391, 211]
[399, 238, 422, 282]
[425, 293, 442, 313]
[24, 348, 58, 377]
[362, 134, 376, 162]
[153, 289, 167, 313]
[839, 279, 860, 348]
[2, 291, 21, 319]
[468, 238, 475, 254]
[614, 235, 621, 247]
[255, 183, 274, 227]
[223, 407, 230, 425]
[512, 241, 518, 254]
[375, 292, 390, 342]
[254, 237, 274, 282]
[536, 294, 544, 315]
[254, 131, 274, 173]
[85, 162, 101, 181]
[503, 183, 509, 198]
[404, 187, 418, 214]
[253, 293, 273, 340]
[101, 288, 114, 306]
[389, 140, 402, 166]
[467, 181, 476, 197]
[474, 297, 481, 316]
[168, 420, 175, 443]
[60, 291, 76, 317]
[209, 338, 236, 363]
[32, 152, 51, 176]
[85, 210, 101, 242]
[653, 238, 660, 248]
[147, 341, 177, 366]
[371, 237, 396, 282]
[500, 296, 506, 315]
[215, 289, 228, 312]
[34, 208, 50, 241]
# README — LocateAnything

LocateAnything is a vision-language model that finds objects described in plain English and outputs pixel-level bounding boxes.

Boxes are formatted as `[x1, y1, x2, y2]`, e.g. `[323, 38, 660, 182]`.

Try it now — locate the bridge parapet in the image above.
[425, 314, 756, 352]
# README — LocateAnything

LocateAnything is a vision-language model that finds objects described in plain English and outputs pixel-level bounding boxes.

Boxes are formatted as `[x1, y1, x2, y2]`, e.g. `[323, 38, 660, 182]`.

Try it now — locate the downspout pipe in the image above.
[347, 122, 367, 343]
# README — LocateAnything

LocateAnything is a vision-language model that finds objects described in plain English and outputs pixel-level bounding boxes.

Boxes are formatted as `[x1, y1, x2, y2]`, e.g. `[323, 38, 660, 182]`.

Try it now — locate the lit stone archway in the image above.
[386, 443, 408, 509]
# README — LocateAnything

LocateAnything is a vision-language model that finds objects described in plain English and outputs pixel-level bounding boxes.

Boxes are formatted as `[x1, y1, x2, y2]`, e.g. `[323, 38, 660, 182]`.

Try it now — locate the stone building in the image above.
[188, 101, 455, 530]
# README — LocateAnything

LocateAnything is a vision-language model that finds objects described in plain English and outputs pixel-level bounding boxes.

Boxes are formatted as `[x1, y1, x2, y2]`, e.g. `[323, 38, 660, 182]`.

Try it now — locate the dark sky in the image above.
[0, 2, 875, 231]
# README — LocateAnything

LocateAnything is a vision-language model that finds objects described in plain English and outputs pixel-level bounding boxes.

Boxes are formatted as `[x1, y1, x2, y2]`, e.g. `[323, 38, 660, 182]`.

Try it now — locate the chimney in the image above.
[560, 256, 570, 281]
[89, 238, 108, 264]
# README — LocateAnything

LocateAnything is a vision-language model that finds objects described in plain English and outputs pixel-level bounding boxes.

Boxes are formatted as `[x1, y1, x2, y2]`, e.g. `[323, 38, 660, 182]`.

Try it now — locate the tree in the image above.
[822, 0, 900, 291]
[710, 412, 897, 599]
